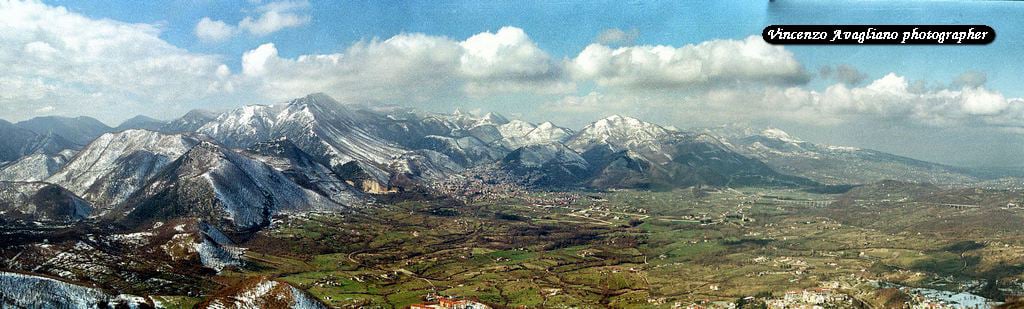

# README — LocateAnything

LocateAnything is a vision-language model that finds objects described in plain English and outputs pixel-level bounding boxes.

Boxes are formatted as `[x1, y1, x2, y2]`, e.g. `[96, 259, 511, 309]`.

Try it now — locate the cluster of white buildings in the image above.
[765, 288, 855, 309]
[409, 296, 491, 309]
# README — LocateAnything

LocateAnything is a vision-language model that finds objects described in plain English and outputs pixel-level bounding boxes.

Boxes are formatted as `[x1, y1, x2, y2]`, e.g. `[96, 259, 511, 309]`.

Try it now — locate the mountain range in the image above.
[0, 93, 1014, 233]
[704, 125, 986, 185]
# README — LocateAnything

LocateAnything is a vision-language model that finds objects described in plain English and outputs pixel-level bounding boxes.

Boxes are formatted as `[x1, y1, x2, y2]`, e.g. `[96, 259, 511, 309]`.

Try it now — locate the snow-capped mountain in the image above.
[566, 115, 672, 156]
[466, 123, 504, 145]
[16, 116, 113, 146]
[46, 129, 199, 212]
[0, 272, 146, 308]
[443, 110, 509, 129]
[0, 96, 815, 196]
[523, 122, 573, 145]
[496, 120, 537, 143]
[495, 120, 574, 149]
[709, 126, 979, 185]
[0, 181, 92, 223]
[563, 115, 806, 188]
[244, 139, 366, 206]
[0, 150, 76, 182]
[0, 133, 79, 181]
[420, 135, 504, 166]
[197, 93, 402, 183]
[163, 109, 220, 133]
[120, 141, 345, 232]
[6, 93, 980, 202]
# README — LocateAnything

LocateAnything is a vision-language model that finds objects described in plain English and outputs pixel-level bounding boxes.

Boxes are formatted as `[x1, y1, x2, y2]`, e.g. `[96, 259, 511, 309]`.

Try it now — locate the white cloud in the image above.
[571, 35, 809, 89]
[238, 0, 310, 36]
[238, 34, 463, 102]
[544, 72, 1024, 131]
[754, 73, 1024, 127]
[241, 43, 279, 76]
[459, 27, 554, 80]
[238, 27, 571, 102]
[954, 86, 1009, 116]
[195, 1, 309, 42]
[0, 0, 235, 122]
[195, 17, 235, 42]
[458, 26, 571, 95]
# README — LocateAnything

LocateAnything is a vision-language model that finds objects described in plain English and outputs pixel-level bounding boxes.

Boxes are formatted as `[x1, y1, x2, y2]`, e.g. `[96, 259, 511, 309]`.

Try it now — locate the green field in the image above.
[196, 185, 1024, 307]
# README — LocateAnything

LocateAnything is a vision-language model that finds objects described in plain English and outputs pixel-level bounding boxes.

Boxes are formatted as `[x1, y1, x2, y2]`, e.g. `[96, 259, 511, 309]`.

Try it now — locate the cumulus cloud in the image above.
[195, 17, 234, 42]
[0, 0, 234, 122]
[570, 35, 809, 89]
[595, 28, 639, 45]
[544, 71, 1024, 131]
[194, 0, 309, 42]
[0, 3, 574, 123]
[238, 35, 462, 102]
[238, 26, 572, 101]
[238, 0, 310, 36]
[458, 27, 572, 95]
[757, 73, 1024, 127]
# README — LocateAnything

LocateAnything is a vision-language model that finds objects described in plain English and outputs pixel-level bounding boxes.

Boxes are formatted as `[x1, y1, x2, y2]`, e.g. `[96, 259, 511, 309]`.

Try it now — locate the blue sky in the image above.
[5, 1, 1024, 166]
[51, 0, 1024, 97]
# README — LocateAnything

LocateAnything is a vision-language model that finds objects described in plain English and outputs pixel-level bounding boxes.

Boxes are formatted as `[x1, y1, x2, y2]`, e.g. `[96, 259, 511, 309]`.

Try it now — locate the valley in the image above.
[5, 182, 1024, 308]
[1, 93, 1022, 308]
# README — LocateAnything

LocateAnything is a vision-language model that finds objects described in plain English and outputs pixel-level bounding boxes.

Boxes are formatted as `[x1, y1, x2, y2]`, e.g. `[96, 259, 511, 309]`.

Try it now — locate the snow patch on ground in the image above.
[0, 271, 145, 308]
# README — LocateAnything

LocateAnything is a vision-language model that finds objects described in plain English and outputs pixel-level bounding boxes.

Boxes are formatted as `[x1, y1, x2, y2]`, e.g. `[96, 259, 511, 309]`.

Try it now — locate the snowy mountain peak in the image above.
[587, 115, 669, 135]
[536, 121, 557, 130]
[498, 120, 536, 137]
[288, 92, 342, 110]
[598, 114, 634, 123]
[523, 121, 572, 144]
[163, 109, 219, 133]
[46, 129, 198, 210]
[123, 136, 345, 231]
[567, 114, 670, 152]
[478, 112, 509, 126]
[198, 93, 400, 169]
[760, 128, 803, 143]
[460, 112, 506, 129]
